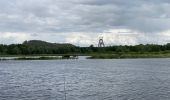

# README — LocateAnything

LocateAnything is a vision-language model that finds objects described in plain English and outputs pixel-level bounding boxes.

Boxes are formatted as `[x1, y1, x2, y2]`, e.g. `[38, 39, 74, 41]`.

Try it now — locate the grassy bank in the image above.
[1, 52, 170, 60]
[87, 52, 170, 59]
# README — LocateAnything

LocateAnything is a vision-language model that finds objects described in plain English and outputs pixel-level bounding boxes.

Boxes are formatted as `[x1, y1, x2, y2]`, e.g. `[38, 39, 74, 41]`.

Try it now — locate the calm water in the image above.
[0, 59, 170, 100]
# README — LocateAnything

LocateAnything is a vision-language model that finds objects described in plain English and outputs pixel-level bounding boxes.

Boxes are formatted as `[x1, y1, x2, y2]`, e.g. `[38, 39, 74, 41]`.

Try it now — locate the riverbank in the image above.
[1, 52, 170, 60]
[0, 55, 79, 60]
[87, 52, 170, 59]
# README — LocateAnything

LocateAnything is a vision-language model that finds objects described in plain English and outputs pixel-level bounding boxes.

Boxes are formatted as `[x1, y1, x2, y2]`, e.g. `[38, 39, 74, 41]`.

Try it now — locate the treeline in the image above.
[85, 44, 170, 53]
[0, 40, 170, 55]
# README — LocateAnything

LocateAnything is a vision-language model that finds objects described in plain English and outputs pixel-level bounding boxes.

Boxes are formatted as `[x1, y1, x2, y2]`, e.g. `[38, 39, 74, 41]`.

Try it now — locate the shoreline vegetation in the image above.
[15, 57, 61, 60]
[0, 55, 79, 60]
[1, 40, 170, 60]
[1, 52, 170, 60]
[87, 53, 170, 59]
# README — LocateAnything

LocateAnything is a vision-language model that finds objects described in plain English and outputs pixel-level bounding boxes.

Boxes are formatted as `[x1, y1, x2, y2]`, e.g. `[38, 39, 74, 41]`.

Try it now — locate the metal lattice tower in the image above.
[98, 37, 105, 47]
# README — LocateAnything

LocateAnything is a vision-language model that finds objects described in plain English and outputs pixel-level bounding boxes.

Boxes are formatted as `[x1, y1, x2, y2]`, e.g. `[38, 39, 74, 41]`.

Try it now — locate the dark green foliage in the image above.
[62, 55, 71, 59]
[0, 44, 7, 54]
[0, 40, 170, 55]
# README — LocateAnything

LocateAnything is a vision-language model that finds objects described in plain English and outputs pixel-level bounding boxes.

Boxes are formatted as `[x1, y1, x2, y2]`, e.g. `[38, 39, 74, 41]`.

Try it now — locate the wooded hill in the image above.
[0, 40, 77, 55]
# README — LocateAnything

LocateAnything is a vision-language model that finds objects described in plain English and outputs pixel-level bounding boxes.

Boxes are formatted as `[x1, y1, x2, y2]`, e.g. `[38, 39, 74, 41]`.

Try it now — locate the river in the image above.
[0, 58, 170, 100]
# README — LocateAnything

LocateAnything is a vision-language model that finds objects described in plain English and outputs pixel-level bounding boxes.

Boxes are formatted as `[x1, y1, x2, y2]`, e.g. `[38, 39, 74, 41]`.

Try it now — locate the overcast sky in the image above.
[0, 0, 170, 46]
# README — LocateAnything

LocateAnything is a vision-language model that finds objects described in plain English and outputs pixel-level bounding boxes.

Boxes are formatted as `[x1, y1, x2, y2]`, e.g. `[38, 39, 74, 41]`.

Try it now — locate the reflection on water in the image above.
[0, 59, 170, 100]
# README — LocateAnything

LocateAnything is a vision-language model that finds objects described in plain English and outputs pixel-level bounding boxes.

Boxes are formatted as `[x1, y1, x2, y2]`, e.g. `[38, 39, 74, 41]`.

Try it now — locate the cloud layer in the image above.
[0, 0, 170, 46]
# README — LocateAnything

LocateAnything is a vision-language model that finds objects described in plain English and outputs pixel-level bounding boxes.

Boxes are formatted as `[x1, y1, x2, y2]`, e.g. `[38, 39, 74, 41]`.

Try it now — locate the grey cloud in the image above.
[0, 0, 170, 35]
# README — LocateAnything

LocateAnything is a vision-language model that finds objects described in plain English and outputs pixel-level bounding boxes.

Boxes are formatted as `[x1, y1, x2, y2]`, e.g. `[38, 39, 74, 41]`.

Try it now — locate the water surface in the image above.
[0, 59, 170, 100]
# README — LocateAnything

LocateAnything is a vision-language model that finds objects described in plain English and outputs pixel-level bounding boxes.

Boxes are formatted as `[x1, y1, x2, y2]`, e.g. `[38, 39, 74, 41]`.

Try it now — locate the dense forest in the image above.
[0, 40, 170, 55]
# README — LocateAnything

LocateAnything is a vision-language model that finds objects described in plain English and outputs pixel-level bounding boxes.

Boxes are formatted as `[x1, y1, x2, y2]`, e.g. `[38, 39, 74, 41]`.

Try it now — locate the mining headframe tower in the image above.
[98, 37, 105, 47]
